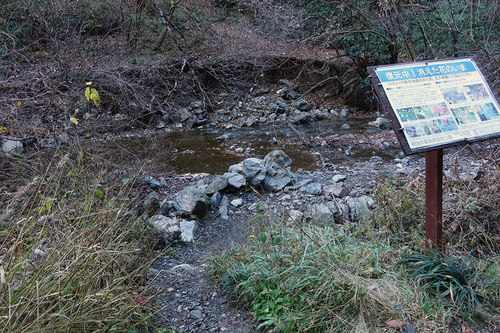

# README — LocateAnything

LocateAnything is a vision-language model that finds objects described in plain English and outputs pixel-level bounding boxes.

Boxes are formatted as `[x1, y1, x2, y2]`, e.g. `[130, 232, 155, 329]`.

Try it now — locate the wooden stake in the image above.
[425, 148, 443, 250]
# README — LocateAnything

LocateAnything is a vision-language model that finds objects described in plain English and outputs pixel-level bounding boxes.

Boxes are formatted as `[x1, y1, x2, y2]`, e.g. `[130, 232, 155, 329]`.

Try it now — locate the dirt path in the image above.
[149, 190, 264, 333]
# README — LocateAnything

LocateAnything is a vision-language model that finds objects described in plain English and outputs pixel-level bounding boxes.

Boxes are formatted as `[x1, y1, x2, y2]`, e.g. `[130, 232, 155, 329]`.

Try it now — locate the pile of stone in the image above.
[141, 150, 376, 243]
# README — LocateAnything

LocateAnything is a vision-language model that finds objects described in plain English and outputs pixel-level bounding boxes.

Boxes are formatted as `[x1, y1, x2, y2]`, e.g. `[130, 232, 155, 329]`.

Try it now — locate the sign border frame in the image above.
[367, 58, 500, 155]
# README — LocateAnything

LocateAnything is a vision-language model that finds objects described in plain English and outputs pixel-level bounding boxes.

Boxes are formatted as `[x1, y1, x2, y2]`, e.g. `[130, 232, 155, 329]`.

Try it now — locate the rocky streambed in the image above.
[81, 86, 496, 333]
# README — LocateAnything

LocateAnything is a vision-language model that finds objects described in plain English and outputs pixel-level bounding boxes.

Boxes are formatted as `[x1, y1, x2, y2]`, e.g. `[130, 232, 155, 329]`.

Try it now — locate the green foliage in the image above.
[291, 0, 499, 85]
[398, 250, 499, 319]
[207, 199, 500, 331]
[207, 223, 422, 331]
[214, 0, 244, 12]
[81, 2, 121, 36]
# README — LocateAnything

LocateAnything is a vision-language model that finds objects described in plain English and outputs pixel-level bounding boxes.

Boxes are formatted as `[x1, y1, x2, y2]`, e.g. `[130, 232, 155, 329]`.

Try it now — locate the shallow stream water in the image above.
[97, 118, 400, 174]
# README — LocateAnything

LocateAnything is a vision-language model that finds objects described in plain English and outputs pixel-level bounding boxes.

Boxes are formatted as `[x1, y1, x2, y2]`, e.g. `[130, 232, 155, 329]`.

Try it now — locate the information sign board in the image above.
[368, 58, 500, 155]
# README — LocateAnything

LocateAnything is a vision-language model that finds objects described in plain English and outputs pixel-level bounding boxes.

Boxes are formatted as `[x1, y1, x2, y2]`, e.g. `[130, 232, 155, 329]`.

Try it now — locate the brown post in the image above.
[425, 148, 443, 249]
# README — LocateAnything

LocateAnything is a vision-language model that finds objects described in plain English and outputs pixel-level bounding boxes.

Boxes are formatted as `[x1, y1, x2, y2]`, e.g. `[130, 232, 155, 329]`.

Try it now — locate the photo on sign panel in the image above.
[396, 107, 417, 122]
[477, 103, 500, 121]
[465, 83, 489, 101]
[451, 106, 479, 124]
[436, 117, 459, 132]
[441, 87, 468, 105]
[430, 103, 451, 117]
[413, 106, 434, 120]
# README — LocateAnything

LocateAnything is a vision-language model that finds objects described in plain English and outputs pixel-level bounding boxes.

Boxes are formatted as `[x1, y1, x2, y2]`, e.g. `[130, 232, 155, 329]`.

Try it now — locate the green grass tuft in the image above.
[207, 222, 432, 332]
[398, 249, 499, 319]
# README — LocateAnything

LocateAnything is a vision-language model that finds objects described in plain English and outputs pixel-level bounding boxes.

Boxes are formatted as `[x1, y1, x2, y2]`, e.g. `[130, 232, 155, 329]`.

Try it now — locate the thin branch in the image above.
[150, 0, 188, 52]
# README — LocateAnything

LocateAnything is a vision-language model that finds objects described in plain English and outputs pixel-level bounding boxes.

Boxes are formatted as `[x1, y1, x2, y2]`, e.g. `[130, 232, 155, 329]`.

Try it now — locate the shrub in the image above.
[443, 149, 500, 255]
[207, 222, 432, 331]
[359, 178, 425, 247]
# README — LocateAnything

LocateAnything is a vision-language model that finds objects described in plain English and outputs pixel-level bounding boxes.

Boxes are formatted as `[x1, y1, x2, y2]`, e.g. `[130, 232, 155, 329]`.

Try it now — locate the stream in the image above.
[96, 118, 400, 174]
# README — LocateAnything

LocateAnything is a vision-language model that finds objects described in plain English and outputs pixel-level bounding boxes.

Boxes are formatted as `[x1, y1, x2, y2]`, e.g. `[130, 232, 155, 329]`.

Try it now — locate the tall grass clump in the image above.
[207, 221, 434, 332]
[399, 249, 499, 320]
[443, 148, 500, 255]
[0, 145, 155, 332]
[351, 177, 425, 248]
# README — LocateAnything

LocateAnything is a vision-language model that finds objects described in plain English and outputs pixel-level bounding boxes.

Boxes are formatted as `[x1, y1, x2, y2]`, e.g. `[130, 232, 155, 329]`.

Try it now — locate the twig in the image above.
[0, 136, 33, 141]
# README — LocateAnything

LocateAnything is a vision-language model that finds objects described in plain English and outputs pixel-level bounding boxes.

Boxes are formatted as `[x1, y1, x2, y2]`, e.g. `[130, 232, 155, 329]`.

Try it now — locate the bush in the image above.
[296, 0, 499, 69]
[0, 0, 131, 57]
[443, 150, 500, 255]
[359, 178, 425, 247]
[207, 222, 432, 332]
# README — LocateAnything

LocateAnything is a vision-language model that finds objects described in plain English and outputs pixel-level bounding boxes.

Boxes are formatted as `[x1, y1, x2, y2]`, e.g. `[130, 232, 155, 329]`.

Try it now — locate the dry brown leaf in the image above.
[386, 319, 405, 329]
[361, 267, 374, 275]
[462, 324, 474, 333]
[367, 285, 389, 301]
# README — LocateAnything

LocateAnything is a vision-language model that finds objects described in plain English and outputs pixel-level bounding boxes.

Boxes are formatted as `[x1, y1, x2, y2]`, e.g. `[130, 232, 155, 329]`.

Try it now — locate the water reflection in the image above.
[95, 119, 398, 174]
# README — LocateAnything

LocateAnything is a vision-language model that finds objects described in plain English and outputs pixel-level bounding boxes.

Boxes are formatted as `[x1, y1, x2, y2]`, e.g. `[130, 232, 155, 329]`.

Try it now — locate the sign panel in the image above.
[368, 58, 500, 154]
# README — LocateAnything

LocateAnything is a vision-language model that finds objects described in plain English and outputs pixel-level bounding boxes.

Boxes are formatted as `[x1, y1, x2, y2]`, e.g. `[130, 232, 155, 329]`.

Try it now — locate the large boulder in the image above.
[210, 192, 222, 208]
[142, 176, 166, 189]
[311, 201, 341, 223]
[241, 158, 265, 185]
[369, 116, 391, 129]
[205, 175, 228, 195]
[149, 215, 179, 234]
[141, 191, 160, 216]
[293, 99, 312, 112]
[226, 150, 294, 192]
[223, 172, 246, 191]
[324, 183, 349, 198]
[179, 220, 198, 242]
[261, 150, 294, 192]
[173, 186, 208, 219]
[313, 203, 335, 223]
[304, 182, 323, 195]
[346, 195, 376, 221]
[291, 111, 313, 124]
[148, 215, 197, 243]
[174, 107, 192, 123]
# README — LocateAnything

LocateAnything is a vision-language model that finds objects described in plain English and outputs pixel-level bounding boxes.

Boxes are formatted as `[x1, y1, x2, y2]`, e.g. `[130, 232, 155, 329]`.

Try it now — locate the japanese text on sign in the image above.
[377, 60, 476, 82]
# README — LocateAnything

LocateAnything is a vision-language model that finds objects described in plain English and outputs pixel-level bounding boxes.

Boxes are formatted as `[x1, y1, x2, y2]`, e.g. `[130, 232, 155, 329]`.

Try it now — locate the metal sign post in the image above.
[425, 149, 443, 249]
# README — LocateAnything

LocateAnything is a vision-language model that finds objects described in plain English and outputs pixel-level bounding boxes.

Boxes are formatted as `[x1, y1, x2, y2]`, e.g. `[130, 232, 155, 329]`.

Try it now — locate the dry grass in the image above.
[0, 144, 157, 332]
[443, 143, 500, 255]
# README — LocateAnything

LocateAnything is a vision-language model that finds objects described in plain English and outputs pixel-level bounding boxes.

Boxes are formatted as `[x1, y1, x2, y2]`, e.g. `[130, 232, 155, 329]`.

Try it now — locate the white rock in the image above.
[179, 219, 197, 243]
[287, 210, 303, 224]
[332, 174, 347, 183]
[2, 140, 24, 154]
[230, 198, 243, 207]
[171, 264, 198, 273]
[148, 215, 179, 234]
